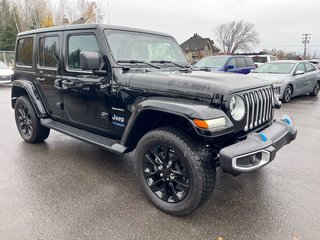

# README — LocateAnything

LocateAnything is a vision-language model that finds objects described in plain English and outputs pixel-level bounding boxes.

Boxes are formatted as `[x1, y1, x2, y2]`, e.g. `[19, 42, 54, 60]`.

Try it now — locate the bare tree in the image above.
[215, 20, 260, 54]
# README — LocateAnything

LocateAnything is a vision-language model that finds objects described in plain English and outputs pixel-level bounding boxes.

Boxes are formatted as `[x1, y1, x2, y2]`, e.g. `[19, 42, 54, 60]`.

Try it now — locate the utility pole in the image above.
[302, 33, 311, 59]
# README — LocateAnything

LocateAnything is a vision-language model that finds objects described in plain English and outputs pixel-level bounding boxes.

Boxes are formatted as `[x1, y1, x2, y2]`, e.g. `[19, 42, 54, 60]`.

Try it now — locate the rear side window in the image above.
[39, 36, 59, 68]
[304, 62, 315, 72]
[235, 57, 246, 68]
[68, 34, 100, 69]
[16, 37, 34, 66]
[245, 57, 254, 67]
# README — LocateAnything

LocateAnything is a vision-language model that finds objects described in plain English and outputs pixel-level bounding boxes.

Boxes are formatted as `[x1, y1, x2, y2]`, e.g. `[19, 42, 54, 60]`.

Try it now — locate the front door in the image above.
[61, 31, 123, 138]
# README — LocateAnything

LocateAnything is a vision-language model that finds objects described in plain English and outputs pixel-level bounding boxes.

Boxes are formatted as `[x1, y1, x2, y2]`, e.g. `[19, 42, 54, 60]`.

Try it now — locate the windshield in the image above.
[252, 56, 267, 63]
[0, 61, 9, 69]
[194, 57, 228, 68]
[105, 30, 188, 65]
[254, 62, 296, 74]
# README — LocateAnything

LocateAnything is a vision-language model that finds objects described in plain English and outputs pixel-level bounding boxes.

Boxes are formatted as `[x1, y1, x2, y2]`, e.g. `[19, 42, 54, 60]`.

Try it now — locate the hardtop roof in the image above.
[17, 24, 172, 38]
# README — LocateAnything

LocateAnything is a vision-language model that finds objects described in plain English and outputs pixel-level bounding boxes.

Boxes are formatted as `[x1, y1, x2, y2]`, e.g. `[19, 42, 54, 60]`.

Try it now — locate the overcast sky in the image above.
[100, 0, 320, 57]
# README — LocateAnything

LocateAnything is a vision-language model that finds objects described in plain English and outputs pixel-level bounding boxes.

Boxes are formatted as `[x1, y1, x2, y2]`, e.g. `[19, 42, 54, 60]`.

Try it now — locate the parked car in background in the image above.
[194, 55, 255, 74]
[249, 60, 320, 102]
[0, 61, 14, 84]
[308, 59, 320, 69]
[251, 54, 277, 67]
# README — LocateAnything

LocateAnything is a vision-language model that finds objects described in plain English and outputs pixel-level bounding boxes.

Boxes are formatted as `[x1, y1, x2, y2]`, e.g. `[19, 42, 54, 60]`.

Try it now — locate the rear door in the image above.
[304, 62, 318, 93]
[34, 32, 63, 119]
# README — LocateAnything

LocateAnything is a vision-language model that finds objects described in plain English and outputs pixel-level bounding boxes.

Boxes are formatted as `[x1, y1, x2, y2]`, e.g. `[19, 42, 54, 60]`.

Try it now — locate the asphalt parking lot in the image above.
[0, 84, 319, 240]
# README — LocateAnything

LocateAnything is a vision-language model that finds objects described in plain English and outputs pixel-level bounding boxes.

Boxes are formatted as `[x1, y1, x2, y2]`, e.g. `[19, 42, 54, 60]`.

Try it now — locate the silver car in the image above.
[249, 60, 320, 102]
[0, 61, 14, 84]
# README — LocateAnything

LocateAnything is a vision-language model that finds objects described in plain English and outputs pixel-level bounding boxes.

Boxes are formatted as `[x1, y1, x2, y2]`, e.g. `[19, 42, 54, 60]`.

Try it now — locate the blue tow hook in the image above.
[259, 133, 268, 142]
[283, 117, 291, 125]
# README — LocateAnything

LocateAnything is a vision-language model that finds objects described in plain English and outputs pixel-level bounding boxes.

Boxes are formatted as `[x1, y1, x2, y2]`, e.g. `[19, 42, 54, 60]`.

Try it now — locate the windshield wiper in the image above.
[117, 60, 161, 69]
[151, 60, 189, 69]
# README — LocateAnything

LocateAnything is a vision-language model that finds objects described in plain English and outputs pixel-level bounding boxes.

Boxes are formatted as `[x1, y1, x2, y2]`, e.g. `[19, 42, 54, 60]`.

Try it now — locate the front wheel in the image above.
[135, 127, 216, 216]
[310, 81, 320, 96]
[283, 85, 293, 103]
[14, 96, 50, 143]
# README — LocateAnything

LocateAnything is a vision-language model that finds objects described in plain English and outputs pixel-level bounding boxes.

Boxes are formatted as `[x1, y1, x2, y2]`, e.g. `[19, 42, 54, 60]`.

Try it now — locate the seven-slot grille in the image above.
[243, 86, 274, 131]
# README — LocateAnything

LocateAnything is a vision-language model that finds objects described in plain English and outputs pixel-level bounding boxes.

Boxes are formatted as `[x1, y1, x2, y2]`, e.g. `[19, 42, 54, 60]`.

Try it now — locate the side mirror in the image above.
[294, 70, 304, 75]
[80, 51, 100, 70]
[227, 65, 234, 70]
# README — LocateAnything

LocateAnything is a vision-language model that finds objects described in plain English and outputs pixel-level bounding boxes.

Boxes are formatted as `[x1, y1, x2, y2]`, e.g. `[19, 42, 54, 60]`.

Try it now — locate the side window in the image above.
[228, 58, 236, 67]
[305, 63, 315, 72]
[295, 63, 305, 73]
[235, 57, 246, 68]
[245, 57, 254, 67]
[68, 34, 100, 69]
[39, 36, 59, 68]
[17, 37, 34, 66]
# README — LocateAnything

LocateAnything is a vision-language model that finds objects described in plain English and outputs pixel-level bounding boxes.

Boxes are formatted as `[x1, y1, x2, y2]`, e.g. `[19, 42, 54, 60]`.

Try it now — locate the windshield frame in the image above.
[104, 29, 189, 68]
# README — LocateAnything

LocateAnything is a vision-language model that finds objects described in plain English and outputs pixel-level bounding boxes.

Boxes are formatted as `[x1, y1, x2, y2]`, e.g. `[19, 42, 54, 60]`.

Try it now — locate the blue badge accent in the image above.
[283, 117, 291, 125]
[259, 133, 268, 142]
[112, 122, 125, 127]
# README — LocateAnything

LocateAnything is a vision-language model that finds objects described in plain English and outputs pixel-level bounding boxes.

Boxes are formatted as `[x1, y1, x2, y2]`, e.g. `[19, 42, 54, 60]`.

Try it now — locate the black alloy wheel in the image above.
[17, 102, 33, 138]
[136, 127, 216, 216]
[142, 144, 190, 203]
[14, 96, 50, 143]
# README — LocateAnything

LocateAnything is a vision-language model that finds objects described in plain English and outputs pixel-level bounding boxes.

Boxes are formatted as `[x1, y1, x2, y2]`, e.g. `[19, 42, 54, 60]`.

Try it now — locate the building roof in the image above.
[180, 33, 220, 52]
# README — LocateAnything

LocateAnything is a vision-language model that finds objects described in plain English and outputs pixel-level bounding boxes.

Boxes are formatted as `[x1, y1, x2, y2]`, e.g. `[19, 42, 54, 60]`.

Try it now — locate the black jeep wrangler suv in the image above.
[12, 24, 297, 216]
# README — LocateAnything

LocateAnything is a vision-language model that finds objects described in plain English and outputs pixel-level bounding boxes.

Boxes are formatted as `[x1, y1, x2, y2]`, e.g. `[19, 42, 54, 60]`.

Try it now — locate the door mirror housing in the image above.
[294, 70, 304, 76]
[80, 51, 100, 70]
[227, 65, 235, 70]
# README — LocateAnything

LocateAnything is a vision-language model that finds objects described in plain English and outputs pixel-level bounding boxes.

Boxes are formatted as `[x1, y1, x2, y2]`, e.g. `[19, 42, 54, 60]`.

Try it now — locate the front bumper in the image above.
[219, 115, 297, 174]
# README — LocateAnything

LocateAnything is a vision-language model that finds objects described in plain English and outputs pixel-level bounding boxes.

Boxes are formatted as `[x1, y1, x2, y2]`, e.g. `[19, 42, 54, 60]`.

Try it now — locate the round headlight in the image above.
[229, 95, 246, 121]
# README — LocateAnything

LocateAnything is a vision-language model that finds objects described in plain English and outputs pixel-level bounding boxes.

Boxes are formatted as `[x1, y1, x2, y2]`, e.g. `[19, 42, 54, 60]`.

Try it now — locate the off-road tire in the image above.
[135, 127, 216, 216]
[14, 96, 50, 143]
[310, 81, 320, 96]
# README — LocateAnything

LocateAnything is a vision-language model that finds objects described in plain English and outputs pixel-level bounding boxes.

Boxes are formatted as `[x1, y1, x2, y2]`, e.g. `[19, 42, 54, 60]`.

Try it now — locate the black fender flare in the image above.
[121, 97, 233, 146]
[11, 80, 47, 117]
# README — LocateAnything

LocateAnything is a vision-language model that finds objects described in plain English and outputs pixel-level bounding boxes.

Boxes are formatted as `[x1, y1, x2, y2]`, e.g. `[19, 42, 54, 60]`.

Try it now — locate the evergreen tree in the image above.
[0, 0, 18, 51]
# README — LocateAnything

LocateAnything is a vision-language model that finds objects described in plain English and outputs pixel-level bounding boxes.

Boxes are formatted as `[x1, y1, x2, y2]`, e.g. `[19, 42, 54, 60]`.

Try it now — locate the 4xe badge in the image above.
[112, 114, 125, 127]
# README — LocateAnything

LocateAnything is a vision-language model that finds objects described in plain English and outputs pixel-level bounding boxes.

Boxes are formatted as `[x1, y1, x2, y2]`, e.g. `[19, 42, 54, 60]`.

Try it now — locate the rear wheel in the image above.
[310, 81, 320, 96]
[283, 85, 293, 103]
[14, 96, 50, 143]
[135, 127, 216, 216]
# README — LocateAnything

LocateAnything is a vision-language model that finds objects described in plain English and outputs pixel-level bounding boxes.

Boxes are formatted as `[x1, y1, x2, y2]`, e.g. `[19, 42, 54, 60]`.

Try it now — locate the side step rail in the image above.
[41, 118, 128, 154]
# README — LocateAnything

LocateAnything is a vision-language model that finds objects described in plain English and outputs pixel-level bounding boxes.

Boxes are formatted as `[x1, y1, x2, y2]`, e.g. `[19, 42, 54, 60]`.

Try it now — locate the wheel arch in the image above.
[121, 97, 229, 148]
[11, 80, 47, 117]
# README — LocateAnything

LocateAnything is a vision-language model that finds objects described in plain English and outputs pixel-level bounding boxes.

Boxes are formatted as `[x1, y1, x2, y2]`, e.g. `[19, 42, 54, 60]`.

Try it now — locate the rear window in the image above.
[252, 56, 267, 63]
[245, 57, 255, 67]
[16, 37, 34, 67]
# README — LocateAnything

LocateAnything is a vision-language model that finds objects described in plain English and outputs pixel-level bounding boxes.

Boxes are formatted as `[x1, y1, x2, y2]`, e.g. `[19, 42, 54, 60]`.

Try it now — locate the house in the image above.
[180, 33, 220, 63]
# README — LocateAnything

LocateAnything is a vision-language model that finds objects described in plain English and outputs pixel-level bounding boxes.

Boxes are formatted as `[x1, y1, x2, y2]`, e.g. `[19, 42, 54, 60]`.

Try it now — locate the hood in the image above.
[0, 68, 14, 76]
[249, 72, 291, 84]
[128, 70, 270, 101]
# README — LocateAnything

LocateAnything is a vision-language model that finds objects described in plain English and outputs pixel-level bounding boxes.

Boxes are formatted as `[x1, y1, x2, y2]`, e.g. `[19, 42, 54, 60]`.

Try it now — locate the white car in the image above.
[0, 61, 14, 84]
[249, 60, 320, 103]
[251, 54, 277, 67]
